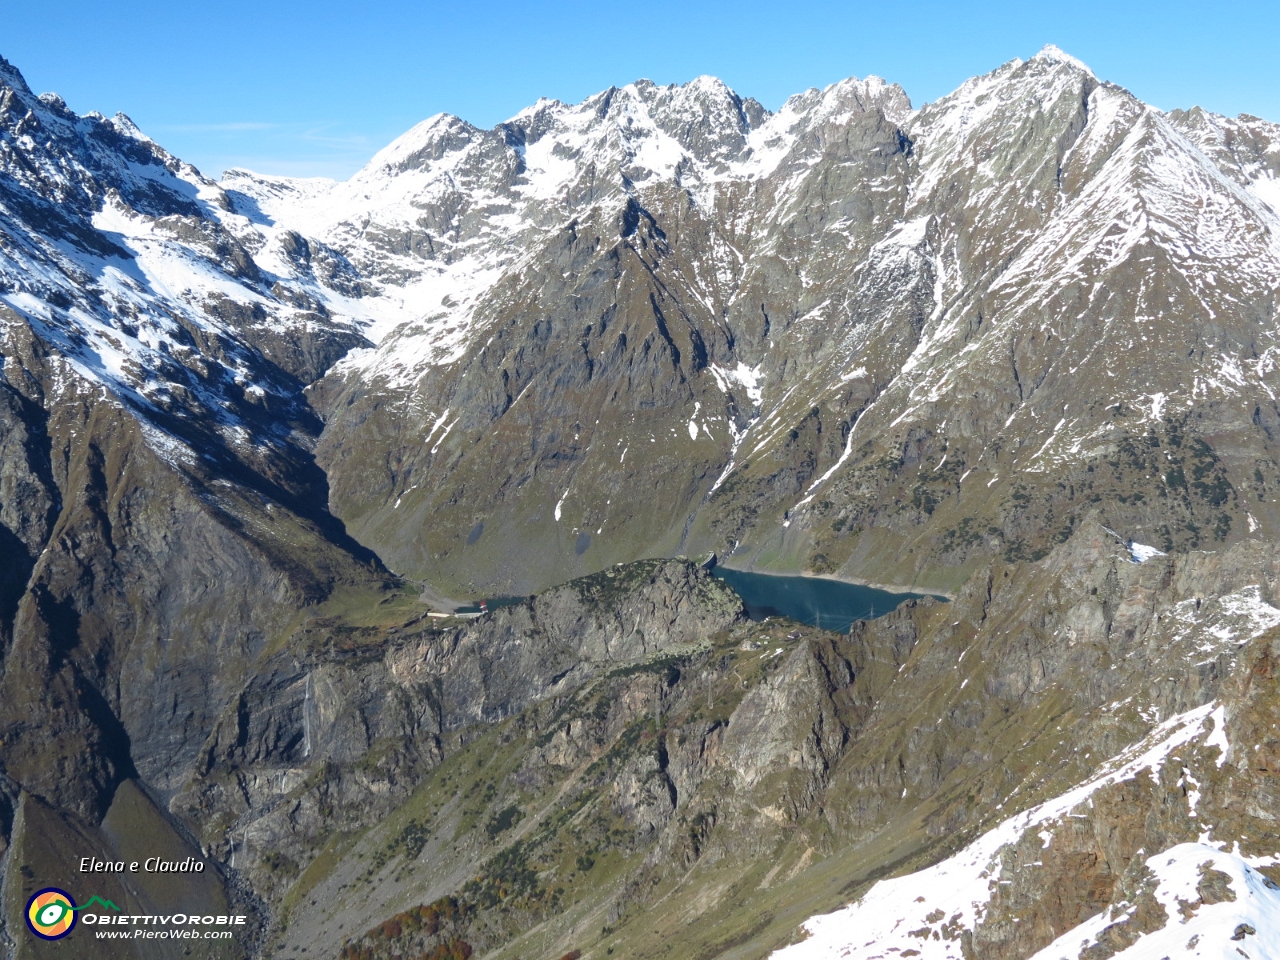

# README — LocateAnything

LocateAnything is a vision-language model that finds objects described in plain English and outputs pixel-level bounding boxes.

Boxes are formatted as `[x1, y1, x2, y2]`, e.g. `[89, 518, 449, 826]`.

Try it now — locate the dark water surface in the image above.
[713, 567, 943, 632]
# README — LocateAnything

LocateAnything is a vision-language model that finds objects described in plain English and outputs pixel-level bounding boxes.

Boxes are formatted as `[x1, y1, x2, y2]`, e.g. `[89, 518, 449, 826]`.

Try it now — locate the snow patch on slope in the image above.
[1128, 541, 1166, 563]
[1165, 585, 1280, 660]
[1028, 843, 1280, 960]
[769, 703, 1228, 960]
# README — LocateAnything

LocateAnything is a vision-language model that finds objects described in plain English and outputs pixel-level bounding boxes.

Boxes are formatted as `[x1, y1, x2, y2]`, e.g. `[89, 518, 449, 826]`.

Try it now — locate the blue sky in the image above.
[6, 0, 1279, 181]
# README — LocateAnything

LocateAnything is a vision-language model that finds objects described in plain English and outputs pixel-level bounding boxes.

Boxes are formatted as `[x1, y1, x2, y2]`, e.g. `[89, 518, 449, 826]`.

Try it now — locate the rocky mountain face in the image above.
[1, 44, 1280, 960]
[226, 45, 1280, 599]
[0, 53, 387, 825]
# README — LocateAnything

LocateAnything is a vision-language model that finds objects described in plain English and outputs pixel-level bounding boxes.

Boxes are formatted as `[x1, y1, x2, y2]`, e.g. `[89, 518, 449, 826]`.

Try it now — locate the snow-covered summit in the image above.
[1032, 43, 1096, 75]
[363, 112, 481, 174]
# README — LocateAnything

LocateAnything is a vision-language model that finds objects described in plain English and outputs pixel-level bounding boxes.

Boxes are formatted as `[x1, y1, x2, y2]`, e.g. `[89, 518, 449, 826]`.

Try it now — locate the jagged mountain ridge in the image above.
[224, 45, 1280, 596]
[5, 47, 1279, 598]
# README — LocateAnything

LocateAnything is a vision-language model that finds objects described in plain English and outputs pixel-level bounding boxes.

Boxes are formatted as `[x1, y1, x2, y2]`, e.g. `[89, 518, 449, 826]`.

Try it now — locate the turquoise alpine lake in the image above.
[712, 567, 943, 632]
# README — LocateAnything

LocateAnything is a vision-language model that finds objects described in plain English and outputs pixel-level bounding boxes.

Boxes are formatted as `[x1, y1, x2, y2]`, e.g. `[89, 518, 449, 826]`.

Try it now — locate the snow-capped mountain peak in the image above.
[1032, 42, 1096, 75]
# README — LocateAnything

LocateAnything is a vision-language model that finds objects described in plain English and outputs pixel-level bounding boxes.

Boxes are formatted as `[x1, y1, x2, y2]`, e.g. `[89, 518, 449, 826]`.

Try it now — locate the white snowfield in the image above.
[767, 703, 1268, 960]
